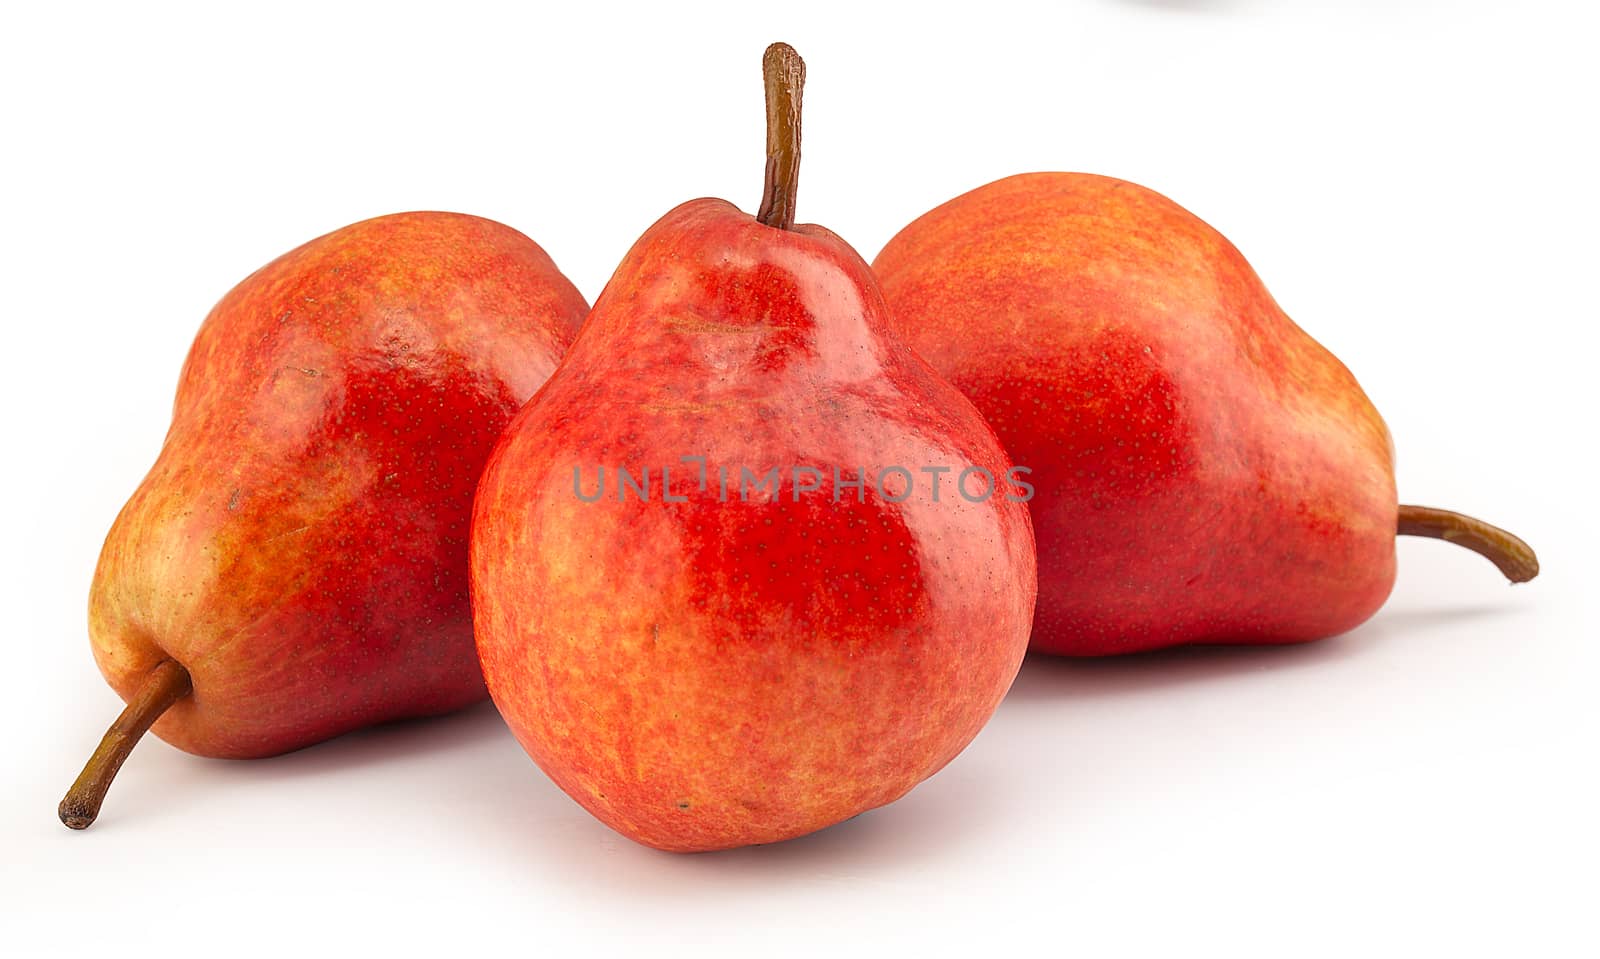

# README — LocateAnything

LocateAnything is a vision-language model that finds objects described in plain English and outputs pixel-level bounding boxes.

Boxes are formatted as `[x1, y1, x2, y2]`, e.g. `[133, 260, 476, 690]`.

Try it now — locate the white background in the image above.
[3, 1, 1595, 955]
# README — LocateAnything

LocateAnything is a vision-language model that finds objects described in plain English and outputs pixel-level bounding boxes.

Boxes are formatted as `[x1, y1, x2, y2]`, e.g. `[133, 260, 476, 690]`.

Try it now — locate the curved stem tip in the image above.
[1397, 504, 1540, 583]
[59, 659, 192, 830]
[756, 42, 806, 231]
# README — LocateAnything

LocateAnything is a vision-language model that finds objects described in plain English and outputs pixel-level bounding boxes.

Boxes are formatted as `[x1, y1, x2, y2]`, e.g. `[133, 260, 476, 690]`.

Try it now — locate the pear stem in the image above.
[756, 42, 806, 231]
[59, 659, 192, 830]
[1397, 504, 1540, 584]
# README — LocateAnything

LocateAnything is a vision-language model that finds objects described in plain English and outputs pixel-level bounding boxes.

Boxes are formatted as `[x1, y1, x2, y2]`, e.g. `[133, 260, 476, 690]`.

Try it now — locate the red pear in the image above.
[874, 173, 1536, 655]
[470, 45, 1036, 852]
[61, 212, 587, 828]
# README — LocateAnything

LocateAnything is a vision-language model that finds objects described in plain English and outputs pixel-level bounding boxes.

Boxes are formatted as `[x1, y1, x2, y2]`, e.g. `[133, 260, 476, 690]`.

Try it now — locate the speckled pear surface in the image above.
[874, 173, 1398, 655]
[470, 198, 1037, 851]
[89, 212, 587, 758]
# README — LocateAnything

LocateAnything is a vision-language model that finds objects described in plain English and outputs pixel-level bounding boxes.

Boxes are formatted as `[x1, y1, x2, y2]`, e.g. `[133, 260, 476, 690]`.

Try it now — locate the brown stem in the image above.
[756, 42, 806, 231]
[1397, 505, 1540, 584]
[60, 659, 191, 830]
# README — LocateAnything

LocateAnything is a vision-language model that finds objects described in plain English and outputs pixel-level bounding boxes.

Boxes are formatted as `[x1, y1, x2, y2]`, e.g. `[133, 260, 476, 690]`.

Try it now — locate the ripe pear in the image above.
[470, 45, 1037, 852]
[873, 173, 1537, 655]
[61, 212, 587, 828]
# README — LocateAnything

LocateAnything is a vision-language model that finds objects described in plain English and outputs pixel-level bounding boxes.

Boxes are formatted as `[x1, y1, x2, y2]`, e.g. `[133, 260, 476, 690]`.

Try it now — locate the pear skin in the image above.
[63, 212, 587, 828]
[470, 46, 1037, 852]
[874, 173, 1536, 655]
